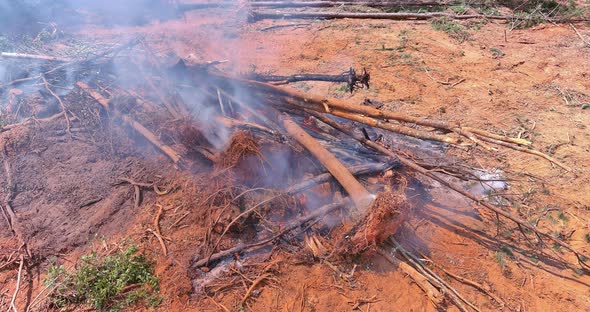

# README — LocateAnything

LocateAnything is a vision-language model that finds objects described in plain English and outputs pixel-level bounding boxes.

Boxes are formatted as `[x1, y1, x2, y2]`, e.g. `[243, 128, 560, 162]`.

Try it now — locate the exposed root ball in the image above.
[216, 130, 262, 171]
[338, 191, 409, 255]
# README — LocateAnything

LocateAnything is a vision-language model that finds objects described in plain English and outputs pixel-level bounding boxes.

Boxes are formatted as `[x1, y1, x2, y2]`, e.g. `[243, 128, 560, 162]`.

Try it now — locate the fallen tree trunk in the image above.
[178, 1, 455, 12]
[250, 11, 590, 23]
[286, 161, 398, 195]
[250, 67, 369, 92]
[327, 107, 461, 145]
[249, 1, 451, 8]
[282, 115, 373, 210]
[254, 73, 349, 83]
[249, 11, 512, 21]
[76, 82, 183, 165]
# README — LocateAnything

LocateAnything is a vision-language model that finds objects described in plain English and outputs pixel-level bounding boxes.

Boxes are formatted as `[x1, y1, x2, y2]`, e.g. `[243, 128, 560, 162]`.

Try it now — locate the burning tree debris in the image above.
[1, 2, 589, 311]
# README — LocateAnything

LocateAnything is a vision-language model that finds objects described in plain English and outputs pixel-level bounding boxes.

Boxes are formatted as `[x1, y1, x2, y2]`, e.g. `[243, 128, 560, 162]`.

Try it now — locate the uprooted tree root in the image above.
[336, 190, 410, 256]
[216, 130, 262, 170]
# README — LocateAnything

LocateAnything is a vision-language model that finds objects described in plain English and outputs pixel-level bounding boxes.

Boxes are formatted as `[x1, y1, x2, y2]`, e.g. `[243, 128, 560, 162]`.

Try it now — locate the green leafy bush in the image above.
[431, 17, 471, 42]
[45, 246, 161, 311]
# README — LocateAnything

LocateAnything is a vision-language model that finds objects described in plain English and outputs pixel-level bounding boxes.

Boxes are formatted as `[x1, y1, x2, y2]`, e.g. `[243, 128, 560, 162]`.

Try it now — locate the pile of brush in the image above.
[1, 36, 588, 311]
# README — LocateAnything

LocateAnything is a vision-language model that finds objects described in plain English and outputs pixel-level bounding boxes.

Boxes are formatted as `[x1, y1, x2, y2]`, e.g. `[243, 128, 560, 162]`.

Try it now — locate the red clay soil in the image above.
[1, 4, 590, 312]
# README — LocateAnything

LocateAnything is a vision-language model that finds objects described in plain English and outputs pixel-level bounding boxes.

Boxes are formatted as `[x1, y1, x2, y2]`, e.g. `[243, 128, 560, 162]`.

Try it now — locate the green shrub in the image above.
[431, 17, 471, 42]
[45, 246, 161, 311]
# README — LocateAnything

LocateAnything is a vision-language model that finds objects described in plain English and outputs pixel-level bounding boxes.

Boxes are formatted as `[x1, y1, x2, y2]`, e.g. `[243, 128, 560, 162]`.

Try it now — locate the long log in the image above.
[250, 11, 590, 22]
[216, 116, 275, 135]
[286, 161, 398, 195]
[282, 115, 372, 210]
[252, 73, 351, 84]
[178, 1, 456, 12]
[76, 82, 182, 164]
[250, 11, 512, 21]
[328, 108, 461, 145]
[309, 111, 589, 269]
[250, 67, 370, 92]
[0, 52, 71, 62]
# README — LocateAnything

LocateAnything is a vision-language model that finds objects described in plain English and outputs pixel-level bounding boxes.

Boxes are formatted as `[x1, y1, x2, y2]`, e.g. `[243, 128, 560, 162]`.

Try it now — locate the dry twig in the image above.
[9, 255, 24, 312]
[153, 204, 167, 256]
[570, 24, 590, 47]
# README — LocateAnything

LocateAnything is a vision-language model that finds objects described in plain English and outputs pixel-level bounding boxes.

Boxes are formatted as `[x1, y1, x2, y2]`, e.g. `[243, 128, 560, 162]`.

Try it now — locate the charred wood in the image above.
[282, 115, 372, 210]
[179, 1, 462, 11]
[250, 67, 369, 93]
[192, 198, 350, 268]
[76, 82, 184, 165]
[286, 161, 399, 195]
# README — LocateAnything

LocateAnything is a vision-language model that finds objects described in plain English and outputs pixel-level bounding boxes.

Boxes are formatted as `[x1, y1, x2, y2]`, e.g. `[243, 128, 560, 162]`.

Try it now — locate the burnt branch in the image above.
[250, 67, 370, 93]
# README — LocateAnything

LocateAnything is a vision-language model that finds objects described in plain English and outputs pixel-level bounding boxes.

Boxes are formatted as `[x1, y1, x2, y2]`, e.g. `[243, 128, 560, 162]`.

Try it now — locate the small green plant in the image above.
[45, 246, 161, 311]
[585, 233, 590, 243]
[490, 47, 505, 59]
[431, 17, 471, 42]
[450, 5, 468, 14]
[558, 212, 569, 222]
[495, 245, 514, 270]
[546, 213, 558, 224]
[466, 19, 488, 30]
[495, 251, 507, 269]
[510, 0, 589, 29]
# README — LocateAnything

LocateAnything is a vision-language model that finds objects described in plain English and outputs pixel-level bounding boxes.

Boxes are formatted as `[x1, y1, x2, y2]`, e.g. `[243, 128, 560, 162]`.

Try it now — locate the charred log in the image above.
[251, 67, 370, 93]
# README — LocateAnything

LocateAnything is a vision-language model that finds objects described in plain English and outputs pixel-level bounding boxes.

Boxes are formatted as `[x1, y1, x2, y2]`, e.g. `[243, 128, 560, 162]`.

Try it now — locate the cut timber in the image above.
[250, 67, 370, 92]
[179, 1, 456, 11]
[0, 52, 71, 62]
[250, 11, 512, 21]
[286, 161, 398, 195]
[282, 115, 372, 211]
[250, 11, 590, 23]
[329, 109, 461, 145]
[76, 82, 182, 164]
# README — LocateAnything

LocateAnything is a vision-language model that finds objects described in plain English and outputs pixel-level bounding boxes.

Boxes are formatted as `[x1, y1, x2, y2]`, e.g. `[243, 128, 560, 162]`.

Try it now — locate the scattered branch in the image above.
[9, 255, 24, 312]
[77, 82, 183, 165]
[570, 23, 590, 47]
[42, 75, 72, 137]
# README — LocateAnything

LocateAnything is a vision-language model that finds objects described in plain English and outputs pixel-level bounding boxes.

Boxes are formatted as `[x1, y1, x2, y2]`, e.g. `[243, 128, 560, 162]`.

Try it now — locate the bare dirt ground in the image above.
[1, 3, 590, 312]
